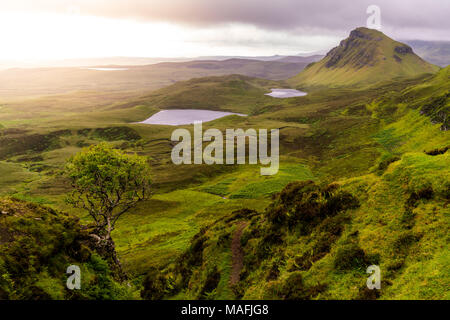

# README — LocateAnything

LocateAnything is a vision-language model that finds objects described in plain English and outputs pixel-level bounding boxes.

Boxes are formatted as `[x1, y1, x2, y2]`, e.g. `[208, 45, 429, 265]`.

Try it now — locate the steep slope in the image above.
[0, 198, 134, 299]
[289, 27, 439, 87]
[142, 66, 449, 300]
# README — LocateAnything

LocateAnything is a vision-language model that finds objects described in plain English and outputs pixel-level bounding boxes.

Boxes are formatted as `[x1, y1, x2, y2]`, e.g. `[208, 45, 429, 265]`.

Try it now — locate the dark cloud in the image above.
[3, 0, 450, 39]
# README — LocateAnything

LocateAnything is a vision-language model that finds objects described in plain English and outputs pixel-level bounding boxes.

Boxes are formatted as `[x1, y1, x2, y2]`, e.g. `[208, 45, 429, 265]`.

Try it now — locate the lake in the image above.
[139, 109, 246, 125]
[265, 88, 307, 98]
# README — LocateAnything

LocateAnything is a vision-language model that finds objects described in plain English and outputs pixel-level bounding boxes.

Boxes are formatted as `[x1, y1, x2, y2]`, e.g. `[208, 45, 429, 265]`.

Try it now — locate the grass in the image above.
[0, 60, 448, 299]
[289, 27, 439, 88]
[0, 161, 39, 195]
[227, 163, 315, 199]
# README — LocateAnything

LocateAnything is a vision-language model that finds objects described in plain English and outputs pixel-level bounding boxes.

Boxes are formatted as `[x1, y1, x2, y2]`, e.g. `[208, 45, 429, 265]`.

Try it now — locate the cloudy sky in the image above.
[0, 0, 449, 60]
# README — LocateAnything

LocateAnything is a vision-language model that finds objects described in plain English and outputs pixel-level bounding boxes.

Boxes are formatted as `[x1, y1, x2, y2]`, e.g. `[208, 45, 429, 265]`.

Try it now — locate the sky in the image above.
[0, 0, 449, 61]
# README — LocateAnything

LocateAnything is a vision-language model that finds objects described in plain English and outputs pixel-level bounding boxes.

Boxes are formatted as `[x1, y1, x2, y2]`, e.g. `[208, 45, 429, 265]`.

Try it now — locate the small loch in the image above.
[139, 109, 246, 126]
[265, 88, 307, 98]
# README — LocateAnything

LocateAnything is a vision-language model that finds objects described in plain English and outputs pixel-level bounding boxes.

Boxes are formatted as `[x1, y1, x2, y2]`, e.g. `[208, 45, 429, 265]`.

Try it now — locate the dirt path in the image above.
[230, 221, 248, 286]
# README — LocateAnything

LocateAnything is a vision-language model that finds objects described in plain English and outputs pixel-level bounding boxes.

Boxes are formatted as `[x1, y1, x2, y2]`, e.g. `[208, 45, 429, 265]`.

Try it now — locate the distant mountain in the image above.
[198, 54, 324, 63]
[197, 55, 285, 62]
[150, 58, 311, 80]
[404, 40, 450, 67]
[274, 55, 323, 63]
[0, 54, 325, 69]
[289, 27, 439, 87]
[0, 58, 309, 98]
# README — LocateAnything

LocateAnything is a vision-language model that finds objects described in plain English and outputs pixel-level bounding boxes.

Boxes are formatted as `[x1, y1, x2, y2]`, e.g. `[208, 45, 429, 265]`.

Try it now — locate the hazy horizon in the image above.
[0, 0, 449, 67]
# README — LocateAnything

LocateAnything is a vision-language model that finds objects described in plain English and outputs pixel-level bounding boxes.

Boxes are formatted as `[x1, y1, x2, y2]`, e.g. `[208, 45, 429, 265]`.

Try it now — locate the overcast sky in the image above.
[0, 0, 449, 60]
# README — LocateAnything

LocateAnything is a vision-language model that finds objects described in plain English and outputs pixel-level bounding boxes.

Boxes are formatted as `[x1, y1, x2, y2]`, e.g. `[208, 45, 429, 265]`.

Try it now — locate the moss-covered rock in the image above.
[0, 198, 133, 300]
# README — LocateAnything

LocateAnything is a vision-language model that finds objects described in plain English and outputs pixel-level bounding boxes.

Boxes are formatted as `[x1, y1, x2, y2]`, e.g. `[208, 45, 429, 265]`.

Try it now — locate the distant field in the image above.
[0, 63, 448, 299]
[0, 59, 311, 99]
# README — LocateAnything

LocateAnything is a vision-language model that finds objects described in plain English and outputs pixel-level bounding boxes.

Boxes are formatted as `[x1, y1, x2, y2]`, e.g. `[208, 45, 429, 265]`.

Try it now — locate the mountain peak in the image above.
[325, 27, 413, 69]
[349, 27, 383, 39]
[289, 27, 439, 87]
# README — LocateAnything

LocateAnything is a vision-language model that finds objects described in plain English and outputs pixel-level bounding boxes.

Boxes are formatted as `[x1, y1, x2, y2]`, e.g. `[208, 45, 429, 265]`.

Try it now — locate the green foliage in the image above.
[376, 155, 401, 175]
[140, 267, 170, 300]
[0, 198, 133, 299]
[420, 93, 449, 131]
[0, 43, 448, 300]
[0, 130, 65, 160]
[199, 267, 221, 299]
[161, 182, 360, 299]
[333, 244, 369, 272]
[276, 272, 327, 300]
[266, 181, 359, 233]
[425, 146, 449, 156]
[66, 143, 151, 238]
[92, 127, 141, 142]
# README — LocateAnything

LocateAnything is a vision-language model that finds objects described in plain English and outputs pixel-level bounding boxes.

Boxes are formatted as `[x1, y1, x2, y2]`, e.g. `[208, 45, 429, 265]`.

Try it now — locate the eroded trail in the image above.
[230, 222, 248, 286]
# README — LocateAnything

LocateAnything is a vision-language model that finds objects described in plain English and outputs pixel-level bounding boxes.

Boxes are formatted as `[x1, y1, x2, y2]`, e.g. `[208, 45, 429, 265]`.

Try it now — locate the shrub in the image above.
[279, 272, 326, 300]
[407, 185, 434, 207]
[317, 214, 349, 236]
[356, 284, 381, 300]
[319, 192, 359, 217]
[425, 146, 449, 156]
[256, 228, 283, 261]
[281, 272, 305, 300]
[356, 279, 391, 300]
[266, 181, 358, 233]
[400, 208, 416, 229]
[376, 156, 400, 174]
[266, 262, 280, 281]
[199, 267, 221, 299]
[0, 198, 130, 300]
[333, 244, 368, 271]
[393, 232, 421, 255]
[141, 267, 168, 300]
[92, 127, 141, 142]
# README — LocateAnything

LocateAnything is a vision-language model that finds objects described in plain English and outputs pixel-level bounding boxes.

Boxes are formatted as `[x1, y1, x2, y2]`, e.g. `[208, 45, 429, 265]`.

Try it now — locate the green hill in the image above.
[138, 74, 281, 114]
[289, 27, 440, 88]
[0, 45, 448, 300]
[0, 198, 135, 299]
[142, 66, 449, 300]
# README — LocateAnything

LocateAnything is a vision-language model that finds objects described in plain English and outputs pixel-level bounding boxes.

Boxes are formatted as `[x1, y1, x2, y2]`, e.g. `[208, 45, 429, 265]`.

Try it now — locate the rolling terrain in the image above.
[0, 28, 448, 300]
[149, 66, 449, 299]
[0, 58, 312, 98]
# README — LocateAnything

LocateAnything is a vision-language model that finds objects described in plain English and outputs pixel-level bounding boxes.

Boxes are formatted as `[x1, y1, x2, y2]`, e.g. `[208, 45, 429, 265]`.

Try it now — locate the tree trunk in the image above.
[104, 237, 127, 281]
[88, 233, 127, 281]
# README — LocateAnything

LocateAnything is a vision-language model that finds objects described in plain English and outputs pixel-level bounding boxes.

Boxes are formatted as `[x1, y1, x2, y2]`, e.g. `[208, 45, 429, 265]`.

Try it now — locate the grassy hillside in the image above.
[136, 74, 281, 114]
[0, 53, 447, 299]
[141, 66, 449, 300]
[289, 28, 439, 88]
[0, 198, 136, 299]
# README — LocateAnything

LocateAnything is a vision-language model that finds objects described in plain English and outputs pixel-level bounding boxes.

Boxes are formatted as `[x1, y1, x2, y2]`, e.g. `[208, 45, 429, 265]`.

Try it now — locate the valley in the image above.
[0, 27, 448, 300]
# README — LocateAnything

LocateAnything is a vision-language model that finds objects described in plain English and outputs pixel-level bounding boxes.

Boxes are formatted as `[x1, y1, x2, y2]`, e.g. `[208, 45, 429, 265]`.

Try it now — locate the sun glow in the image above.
[0, 12, 193, 60]
[0, 11, 339, 61]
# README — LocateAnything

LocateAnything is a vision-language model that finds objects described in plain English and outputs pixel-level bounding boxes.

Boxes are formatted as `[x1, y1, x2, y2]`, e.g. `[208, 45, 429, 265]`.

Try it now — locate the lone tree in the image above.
[66, 143, 151, 279]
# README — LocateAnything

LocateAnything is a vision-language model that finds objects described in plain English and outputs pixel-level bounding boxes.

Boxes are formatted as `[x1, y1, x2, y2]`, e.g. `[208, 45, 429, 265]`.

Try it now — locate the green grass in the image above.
[0, 161, 39, 195]
[228, 163, 315, 199]
[0, 61, 448, 299]
[289, 27, 439, 88]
